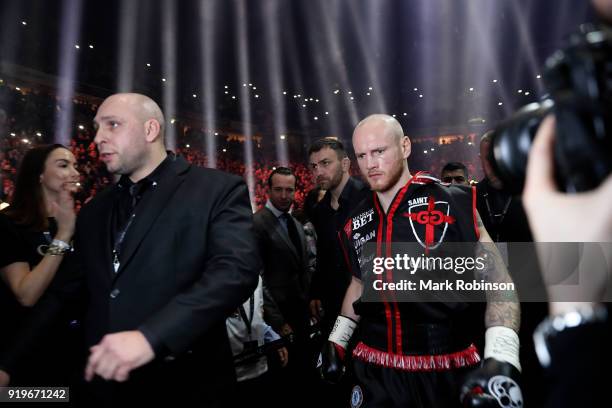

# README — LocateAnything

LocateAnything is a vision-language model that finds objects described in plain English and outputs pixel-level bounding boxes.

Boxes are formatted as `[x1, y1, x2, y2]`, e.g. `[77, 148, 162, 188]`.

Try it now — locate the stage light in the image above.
[55, 0, 83, 145]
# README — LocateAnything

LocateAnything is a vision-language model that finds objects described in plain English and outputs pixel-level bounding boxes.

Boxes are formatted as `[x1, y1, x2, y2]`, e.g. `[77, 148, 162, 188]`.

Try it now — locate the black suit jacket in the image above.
[253, 207, 310, 333]
[74, 156, 260, 403]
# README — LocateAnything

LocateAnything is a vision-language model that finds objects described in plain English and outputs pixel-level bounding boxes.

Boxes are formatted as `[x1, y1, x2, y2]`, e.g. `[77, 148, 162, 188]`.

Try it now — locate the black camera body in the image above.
[489, 24, 612, 194]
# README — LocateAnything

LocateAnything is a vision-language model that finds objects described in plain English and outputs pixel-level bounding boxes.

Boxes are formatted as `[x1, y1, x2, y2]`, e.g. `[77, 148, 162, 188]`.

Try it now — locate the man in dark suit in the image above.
[253, 167, 310, 338]
[252, 167, 315, 405]
[76, 93, 259, 406]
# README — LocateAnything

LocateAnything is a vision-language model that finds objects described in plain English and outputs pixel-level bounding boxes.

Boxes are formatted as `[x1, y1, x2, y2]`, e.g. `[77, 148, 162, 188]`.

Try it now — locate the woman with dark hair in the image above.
[0, 144, 82, 386]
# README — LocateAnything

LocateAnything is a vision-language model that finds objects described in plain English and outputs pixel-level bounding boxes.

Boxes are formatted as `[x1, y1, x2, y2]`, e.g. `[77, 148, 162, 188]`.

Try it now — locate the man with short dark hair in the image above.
[253, 166, 314, 405]
[307, 138, 369, 335]
[256, 166, 309, 335]
[441, 162, 469, 186]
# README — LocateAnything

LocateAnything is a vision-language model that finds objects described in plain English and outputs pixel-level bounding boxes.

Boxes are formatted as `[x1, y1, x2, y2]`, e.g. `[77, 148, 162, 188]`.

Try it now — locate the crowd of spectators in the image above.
[0, 81, 483, 211]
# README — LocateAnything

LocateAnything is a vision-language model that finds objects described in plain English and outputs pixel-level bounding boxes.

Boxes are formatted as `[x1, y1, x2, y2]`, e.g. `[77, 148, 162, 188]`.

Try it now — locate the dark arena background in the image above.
[0, 1, 610, 408]
[0, 0, 593, 209]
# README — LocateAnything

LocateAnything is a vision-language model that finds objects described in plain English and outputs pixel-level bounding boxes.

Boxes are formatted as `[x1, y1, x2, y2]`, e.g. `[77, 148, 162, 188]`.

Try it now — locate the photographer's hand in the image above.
[523, 115, 612, 242]
[524, 115, 612, 312]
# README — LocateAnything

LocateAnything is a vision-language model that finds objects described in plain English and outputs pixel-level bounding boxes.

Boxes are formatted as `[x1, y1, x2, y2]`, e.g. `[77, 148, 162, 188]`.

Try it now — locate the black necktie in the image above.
[282, 213, 302, 257]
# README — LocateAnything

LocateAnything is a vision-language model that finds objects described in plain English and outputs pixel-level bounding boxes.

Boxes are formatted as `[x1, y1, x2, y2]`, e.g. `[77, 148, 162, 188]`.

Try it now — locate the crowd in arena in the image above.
[0, 81, 483, 210]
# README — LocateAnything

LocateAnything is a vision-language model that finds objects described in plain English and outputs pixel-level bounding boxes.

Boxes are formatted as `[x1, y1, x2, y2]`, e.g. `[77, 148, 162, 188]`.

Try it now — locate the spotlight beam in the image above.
[508, 0, 545, 95]
[55, 0, 83, 145]
[117, 0, 139, 92]
[312, 0, 358, 125]
[281, 13, 314, 141]
[199, 0, 217, 168]
[234, 0, 256, 209]
[346, 1, 387, 113]
[161, 0, 177, 151]
[464, 0, 512, 116]
[263, 0, 288, 166]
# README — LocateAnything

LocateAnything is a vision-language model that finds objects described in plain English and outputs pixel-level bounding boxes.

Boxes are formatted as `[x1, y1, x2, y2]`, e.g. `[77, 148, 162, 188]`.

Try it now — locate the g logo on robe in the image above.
[403, 195, 455, 250]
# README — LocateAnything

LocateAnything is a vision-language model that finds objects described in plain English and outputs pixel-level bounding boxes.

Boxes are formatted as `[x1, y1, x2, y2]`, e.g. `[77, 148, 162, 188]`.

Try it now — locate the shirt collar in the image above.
[265, 199, 291, 218]
[117, 154, 173, 190]
[322, 176, 360, 208]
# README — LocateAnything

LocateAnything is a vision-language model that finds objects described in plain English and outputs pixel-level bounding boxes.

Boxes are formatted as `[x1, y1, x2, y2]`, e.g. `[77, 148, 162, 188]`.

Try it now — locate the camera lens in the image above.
[487, 100, 554, 195]
[487, 25, 612, 195]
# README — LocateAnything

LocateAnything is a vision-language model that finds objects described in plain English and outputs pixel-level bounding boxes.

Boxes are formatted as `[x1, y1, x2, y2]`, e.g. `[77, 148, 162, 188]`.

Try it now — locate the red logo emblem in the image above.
[402, 196, 454, 251]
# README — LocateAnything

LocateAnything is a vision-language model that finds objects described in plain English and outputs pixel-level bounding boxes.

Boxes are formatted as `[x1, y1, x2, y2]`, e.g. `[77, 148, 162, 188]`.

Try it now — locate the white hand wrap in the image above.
[328, 315, 357, 350]
[484, 326, 521, 372]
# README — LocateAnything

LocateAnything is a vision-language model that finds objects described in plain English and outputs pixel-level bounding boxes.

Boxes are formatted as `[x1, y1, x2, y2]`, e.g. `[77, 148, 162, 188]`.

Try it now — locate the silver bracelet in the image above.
[45, 244, 70, 256]
[51, 239, 71, 250]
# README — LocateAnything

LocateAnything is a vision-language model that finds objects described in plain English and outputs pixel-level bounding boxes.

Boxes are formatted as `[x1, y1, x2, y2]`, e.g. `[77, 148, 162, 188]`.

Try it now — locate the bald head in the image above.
[101, 93, 165, 143]
[94, 93, 168, 181]
[353, 114, 405, 144]
[352, 114, 411, 195]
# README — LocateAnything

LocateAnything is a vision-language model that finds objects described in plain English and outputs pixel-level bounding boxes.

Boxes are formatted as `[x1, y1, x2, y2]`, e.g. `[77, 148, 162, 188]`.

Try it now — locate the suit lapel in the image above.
[262, 208, 300, 261]
[294, 217, 307, 264]
[113, 158, 189, 280]
[89, 189, 116, 282]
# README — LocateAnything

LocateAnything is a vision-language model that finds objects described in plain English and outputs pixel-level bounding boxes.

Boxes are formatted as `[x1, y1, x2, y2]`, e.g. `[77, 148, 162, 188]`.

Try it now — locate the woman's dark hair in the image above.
[4, 144, 68, 230]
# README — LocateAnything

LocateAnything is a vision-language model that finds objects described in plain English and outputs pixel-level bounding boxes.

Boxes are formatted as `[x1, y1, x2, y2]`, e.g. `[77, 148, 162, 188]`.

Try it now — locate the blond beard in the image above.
[370, 159, 406, 193]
